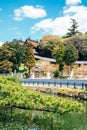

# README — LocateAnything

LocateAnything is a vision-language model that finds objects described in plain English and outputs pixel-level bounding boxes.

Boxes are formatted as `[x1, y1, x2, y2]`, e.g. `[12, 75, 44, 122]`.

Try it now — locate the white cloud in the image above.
[66, 0, 81, 5]
[32, 16, 71, 36]
[64, 5, 87, 14]
[32, 3, 87, 36]
[14, 5, 47, 21]
[0, 42, 4, 46]
[64, 5, 87, 32]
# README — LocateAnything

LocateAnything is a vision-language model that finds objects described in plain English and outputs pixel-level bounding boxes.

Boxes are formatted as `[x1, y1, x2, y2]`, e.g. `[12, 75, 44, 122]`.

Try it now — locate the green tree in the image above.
[37, 35, 62, 58]
[63, 35, 87, 60]
[0, 60, 13, 73]
[0, 43, 13, 61]
[8, 41, 26, 71]
[0, 41, 26, 72]
[66, 18, 79, 37]
[63, 43, 78, 72]
[0, 43, 13, 73]
[52, 42, 64, 73]
[24, 44, 35, 77]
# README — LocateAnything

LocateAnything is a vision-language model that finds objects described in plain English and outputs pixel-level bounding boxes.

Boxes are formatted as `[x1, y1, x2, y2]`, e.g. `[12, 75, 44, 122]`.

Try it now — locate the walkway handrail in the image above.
[22, 78, 87, 89]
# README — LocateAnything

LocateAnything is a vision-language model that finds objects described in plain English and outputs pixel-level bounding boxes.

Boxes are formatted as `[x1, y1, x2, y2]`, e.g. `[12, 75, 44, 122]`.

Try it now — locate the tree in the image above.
[52, 42, 64, 73]
[0, 43, 13, 61]
[0, 43, 13, 73]
[0, 41, 26, 72]
[24, 44, 35, 77]
[8, 41, 26, 71]
[63, 43, 78, 74]
[0, 60, 13, 74]
[66, 18, 79, 37]
[36, 35, 62, 58]
[63, 36, 87, 60]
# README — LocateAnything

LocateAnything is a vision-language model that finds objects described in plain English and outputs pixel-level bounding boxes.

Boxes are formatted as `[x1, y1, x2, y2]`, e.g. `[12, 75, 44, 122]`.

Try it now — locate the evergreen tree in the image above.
[52, 42, 64, 73]
[63, 43, 78, 71]
[24, 44, 35, 77]
[66, 18, 79, 37]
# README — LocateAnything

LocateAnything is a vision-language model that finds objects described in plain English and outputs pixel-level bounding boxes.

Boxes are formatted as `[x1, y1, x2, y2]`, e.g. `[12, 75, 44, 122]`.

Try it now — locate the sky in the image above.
[0, 0, 87, 45]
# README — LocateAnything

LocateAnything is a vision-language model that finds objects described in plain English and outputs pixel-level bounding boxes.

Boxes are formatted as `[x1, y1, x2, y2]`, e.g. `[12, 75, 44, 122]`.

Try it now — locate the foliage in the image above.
[58, 88, 83, 97]
[24, 44, 35, 76]
[0, 106, 87, 130]
[0, 40, 26, 73]
[52, 42, 64, 72]
[0, 76, 84, 114]
[63, 35, 87, 60]
[30, 86, 85, 99]
[0, 77, 86, 130]
[41, 35, 61, 41]
[8, 41, 26, 71]
[52, 42, 64, 64]
[0, 44, 13, 61]
[53, 70, 59, 78]
[63, 43, 78, 66]
[36, 35, 62, 58]
[0, 60, 13, 73]
[66, 18, 79, 37]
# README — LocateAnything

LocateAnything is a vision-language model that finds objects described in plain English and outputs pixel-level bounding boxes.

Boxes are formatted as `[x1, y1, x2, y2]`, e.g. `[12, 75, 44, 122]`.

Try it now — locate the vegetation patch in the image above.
[0, 76, 86, 130]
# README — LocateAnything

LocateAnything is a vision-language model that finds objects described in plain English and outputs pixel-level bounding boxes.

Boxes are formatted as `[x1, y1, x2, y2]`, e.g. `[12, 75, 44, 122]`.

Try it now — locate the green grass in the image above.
[0, 106, 87, 130]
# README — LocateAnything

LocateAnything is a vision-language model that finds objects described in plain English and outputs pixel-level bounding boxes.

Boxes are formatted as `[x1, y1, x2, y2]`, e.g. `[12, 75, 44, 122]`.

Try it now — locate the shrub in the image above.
[53, 70, 59, 78]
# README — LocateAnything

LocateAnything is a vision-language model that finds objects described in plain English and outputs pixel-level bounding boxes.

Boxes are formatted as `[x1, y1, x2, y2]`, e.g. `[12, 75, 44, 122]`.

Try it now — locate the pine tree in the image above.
[66, 18, 79, 37]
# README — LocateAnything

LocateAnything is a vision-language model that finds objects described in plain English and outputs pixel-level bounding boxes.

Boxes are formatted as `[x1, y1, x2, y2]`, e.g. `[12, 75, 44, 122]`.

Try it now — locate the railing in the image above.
[0, 73, 23, 77]
[35, 54, 87, 64]
[22, 78, 87, 89]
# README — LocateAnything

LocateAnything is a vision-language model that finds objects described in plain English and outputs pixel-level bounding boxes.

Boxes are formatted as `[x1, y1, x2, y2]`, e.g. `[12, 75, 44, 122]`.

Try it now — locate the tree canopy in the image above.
[36, 35, 62, 58]
[63, 36, 87, 60]
[24, 44, 35, 76]
[52, 42, 64, 72]
[0, 41, 26, 73]
[66, 18, 79, 38]
[63, 43, 79, 66]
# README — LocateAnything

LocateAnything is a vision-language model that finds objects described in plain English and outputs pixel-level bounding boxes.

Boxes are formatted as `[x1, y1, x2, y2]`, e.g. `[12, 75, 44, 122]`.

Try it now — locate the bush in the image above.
[53, 70, 59, 78]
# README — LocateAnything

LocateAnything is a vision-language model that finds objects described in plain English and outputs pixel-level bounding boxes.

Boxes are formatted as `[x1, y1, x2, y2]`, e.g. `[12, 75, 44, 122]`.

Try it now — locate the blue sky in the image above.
[0, 0, 87, 44]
